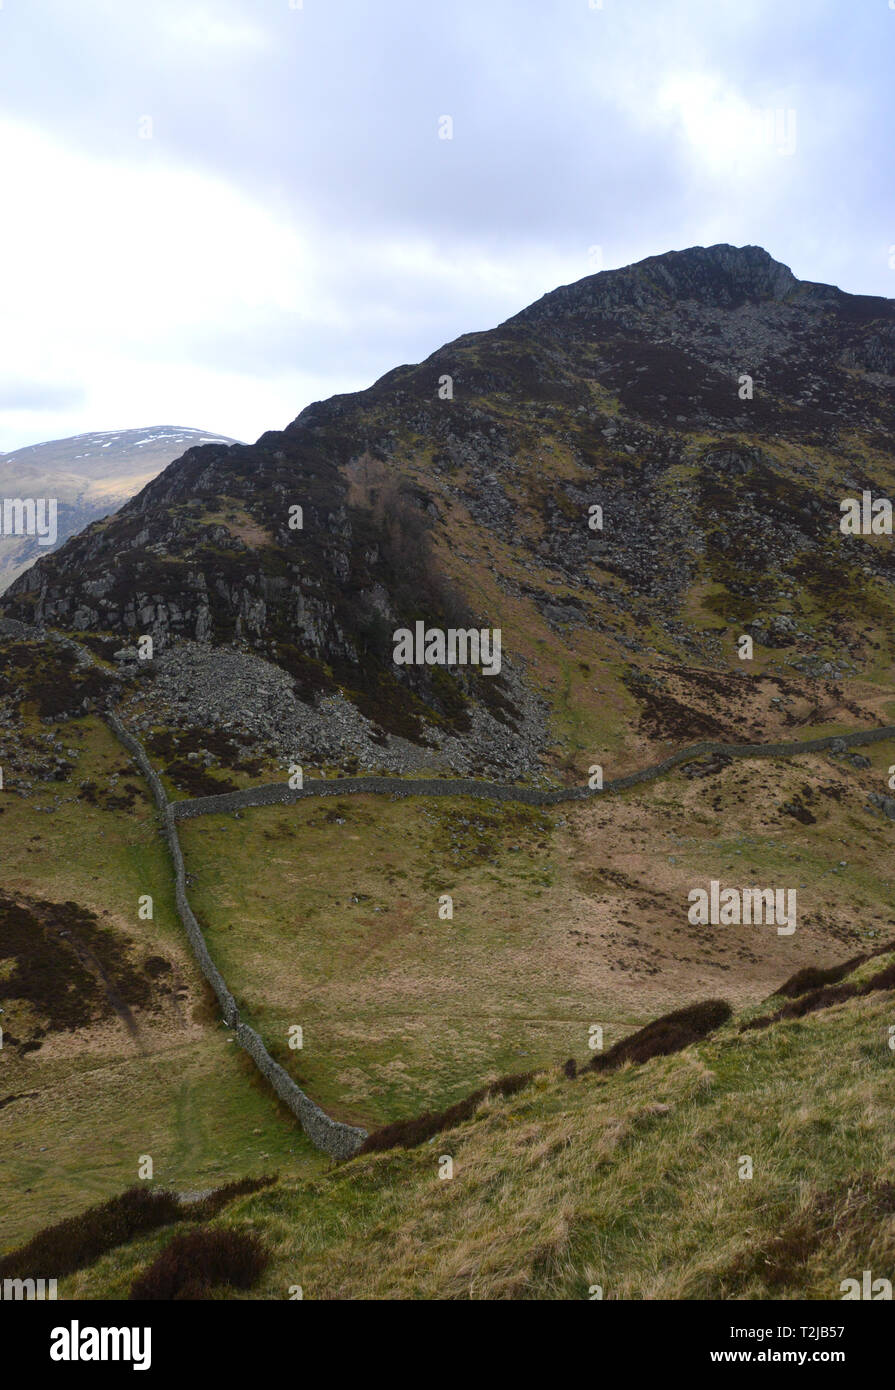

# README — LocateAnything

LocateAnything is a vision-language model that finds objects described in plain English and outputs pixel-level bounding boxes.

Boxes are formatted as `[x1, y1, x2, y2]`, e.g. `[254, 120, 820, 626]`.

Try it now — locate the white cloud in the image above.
[157, 3, 271, 52]
[655, 74, 798, 174]
[0, 118, 595, 451]
[0, 120, 316, 446]
[0, 0, 890, 454]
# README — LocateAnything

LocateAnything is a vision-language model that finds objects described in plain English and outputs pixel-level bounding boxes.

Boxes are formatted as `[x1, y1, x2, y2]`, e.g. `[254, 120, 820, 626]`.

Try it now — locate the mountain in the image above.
[4, 245, 895, 1298]
[0, 426, 241, 594]
[3, 244, 895, 782]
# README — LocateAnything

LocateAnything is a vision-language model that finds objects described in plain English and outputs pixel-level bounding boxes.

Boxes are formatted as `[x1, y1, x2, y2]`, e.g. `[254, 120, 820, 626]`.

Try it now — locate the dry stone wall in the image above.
[105, 713, 367, 1160]
[93, 712, 895, 1160]
[170, 724, 895, 820]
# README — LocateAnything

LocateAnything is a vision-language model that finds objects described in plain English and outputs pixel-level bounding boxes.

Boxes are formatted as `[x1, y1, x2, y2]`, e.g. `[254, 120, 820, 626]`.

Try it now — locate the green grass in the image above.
[60, 961, 895, 1300]
[0, 1032, 325, 1251]
[176, 744, 895, 1133]
[0, 716, 325, 1251]
[178, 793, 600, 1128]
[6, 712, 895, 1274]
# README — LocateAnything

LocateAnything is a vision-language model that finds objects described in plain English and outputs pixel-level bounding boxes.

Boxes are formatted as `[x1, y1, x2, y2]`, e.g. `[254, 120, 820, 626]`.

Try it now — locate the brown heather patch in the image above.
[588, 999, 733, 1072]
[743, 954, 895, 1032]
[0, 641, 113, 718]
[162, 758, 239, 798]
[146, 727, 265, 777]
[357, 1070, 534, 1154]
[771, 956, 868, 998]
[0, 889, 160, 1050]
[0, 1176, 276, 1282]
[0, 1188, 182, 1281]
[770, 937, 895, 1001]
[129, 1228, 270, 1300]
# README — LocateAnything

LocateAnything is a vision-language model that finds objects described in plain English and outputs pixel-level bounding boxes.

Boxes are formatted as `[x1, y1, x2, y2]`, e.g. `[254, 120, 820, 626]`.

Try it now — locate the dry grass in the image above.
[177, 744, 895, 1129]
[60, 970, 895, 1300]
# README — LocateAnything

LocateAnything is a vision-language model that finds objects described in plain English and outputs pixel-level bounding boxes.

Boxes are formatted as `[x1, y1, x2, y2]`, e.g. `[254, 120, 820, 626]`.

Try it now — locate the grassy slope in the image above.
[63, 955, 895, 1300]
[0, 716, 324, 1251]
[5, 712, 895, 1261]
[177, 741, 895, 1132]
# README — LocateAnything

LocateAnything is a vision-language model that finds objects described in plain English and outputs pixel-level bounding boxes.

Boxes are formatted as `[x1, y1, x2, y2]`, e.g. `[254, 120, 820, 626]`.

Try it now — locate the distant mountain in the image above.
[0, 426, 241, 593]
[4, 245, 895, 779]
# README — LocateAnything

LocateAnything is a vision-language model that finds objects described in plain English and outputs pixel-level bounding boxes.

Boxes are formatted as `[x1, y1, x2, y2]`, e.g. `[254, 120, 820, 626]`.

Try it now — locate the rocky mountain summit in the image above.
[3, 245, 894, 778]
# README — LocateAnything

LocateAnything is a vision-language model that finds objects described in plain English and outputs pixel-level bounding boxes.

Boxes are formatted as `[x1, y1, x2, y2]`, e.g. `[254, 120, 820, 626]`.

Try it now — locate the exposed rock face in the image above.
[519, 244, 800, 318]
[0, 426, 240, 594]
[868, 792, 895, 820]
[3, 244, 895, 770]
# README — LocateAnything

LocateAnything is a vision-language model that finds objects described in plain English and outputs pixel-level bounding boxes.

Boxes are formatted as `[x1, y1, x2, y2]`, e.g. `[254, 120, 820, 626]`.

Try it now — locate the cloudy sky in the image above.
[0, 0, 892, 450]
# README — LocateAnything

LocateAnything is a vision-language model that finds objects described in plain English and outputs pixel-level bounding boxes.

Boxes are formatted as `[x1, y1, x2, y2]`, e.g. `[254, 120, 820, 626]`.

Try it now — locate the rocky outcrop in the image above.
[4, 243, 895, 764]
[868, 791, 895, 820]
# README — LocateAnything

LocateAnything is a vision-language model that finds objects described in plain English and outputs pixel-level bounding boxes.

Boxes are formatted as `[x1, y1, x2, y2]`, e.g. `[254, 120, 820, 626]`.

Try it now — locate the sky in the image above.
[0, 0, 893, 451]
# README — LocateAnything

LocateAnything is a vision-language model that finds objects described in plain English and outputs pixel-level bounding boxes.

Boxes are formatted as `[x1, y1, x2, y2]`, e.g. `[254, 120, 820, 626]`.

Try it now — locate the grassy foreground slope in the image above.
[5, 696, 895, 1259]
[63, 952, 895, 1299]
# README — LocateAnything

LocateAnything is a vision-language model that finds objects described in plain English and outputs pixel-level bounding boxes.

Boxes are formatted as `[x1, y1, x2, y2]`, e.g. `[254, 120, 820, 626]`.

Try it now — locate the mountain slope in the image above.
[3, 245, 894, 781]
[0, 426, 241, 594]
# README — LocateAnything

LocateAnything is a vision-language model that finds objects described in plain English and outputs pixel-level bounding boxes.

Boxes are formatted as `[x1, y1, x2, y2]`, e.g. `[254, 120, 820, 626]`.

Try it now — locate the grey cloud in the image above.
[1, 0, 893, 445]
[0, 380, 86, 411]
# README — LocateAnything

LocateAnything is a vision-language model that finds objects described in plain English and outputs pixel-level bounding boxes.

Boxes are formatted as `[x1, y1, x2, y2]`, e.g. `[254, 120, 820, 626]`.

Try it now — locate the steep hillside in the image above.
[0, 426, 240, 594]
[11, 945, 895, 1301]
[4, 245, 895, 781]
